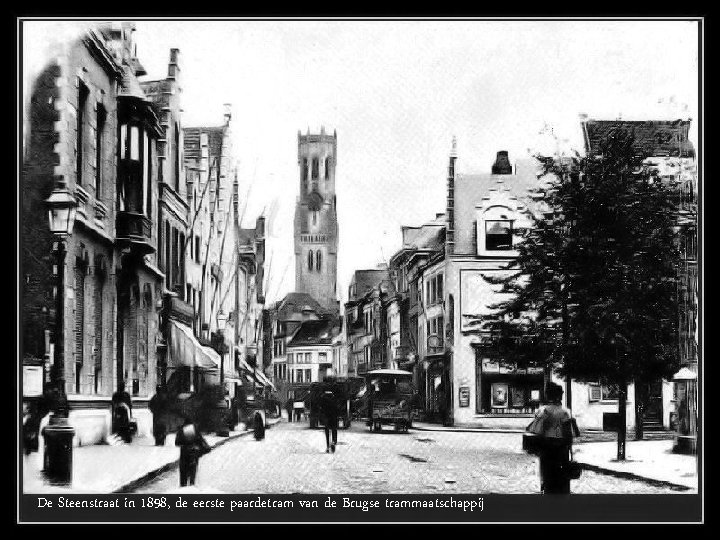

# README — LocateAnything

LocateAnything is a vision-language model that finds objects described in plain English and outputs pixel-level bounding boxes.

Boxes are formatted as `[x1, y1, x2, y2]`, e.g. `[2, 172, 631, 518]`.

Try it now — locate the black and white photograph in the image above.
[17, 16, 702, 523]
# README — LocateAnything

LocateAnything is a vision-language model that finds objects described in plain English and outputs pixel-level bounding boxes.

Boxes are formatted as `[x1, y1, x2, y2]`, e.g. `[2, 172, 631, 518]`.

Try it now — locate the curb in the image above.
[113, 419, 282, 494]
[411, 426, 525, 434]
[574, 461, 695, 491]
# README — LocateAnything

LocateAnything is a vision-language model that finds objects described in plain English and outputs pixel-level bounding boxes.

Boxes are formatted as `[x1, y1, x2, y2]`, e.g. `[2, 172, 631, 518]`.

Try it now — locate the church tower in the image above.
[294, 127, 339, 312]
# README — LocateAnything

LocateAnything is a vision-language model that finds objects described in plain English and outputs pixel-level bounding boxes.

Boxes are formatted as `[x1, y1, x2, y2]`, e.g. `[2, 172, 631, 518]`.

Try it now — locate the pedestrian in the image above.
[319, 378, 339, 453]
[175, 416, 210, 487]
[253, 411, 266, 441]
[148, 385, 168, 446]
[112, 381, 134, 443]
[526, 383, 579, 494]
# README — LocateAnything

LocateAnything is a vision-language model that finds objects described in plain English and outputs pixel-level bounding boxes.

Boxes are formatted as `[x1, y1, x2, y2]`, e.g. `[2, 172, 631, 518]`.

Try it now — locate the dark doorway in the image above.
[640, 380, 664, 430]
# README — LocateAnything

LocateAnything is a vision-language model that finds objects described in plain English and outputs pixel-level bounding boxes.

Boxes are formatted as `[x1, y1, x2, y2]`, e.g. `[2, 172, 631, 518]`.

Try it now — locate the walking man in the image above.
[319, 378, 339, 453]
[527, 382, 579, 494]
[175, 417, 209, 487]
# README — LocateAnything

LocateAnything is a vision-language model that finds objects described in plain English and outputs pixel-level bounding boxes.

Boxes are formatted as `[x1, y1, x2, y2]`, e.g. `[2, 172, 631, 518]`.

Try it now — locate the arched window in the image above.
[308, 250, 314, 271]
[325, 157, 331, 179]
[312, 157, 319, 179]
[316, 251, 322, 272]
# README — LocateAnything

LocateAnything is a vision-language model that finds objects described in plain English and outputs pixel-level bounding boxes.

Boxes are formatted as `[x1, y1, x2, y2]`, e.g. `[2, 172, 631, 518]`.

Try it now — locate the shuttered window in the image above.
[94, 273, 103, 394]
[74, 268, 85, 394]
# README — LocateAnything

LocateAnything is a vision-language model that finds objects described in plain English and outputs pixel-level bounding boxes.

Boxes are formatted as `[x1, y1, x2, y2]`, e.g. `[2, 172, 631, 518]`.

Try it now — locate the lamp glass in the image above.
[46, 189, 77, 236]
[216, 310, 228, 331]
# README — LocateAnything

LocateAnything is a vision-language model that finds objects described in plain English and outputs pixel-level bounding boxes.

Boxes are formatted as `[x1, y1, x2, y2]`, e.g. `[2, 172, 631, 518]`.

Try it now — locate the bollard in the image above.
[42, 415, 75, 484]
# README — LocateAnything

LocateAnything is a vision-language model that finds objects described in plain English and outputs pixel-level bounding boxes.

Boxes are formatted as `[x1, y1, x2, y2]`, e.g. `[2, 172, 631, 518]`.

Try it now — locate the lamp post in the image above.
[42, 185, 77, 484]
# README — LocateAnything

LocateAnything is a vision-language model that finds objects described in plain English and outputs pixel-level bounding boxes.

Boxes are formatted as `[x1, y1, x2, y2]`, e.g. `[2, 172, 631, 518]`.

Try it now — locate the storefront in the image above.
[475, 352, 544, 415]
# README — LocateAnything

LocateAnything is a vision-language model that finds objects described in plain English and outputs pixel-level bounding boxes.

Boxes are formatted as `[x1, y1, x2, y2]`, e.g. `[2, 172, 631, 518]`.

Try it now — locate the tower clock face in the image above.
[307, 190, 324, 211]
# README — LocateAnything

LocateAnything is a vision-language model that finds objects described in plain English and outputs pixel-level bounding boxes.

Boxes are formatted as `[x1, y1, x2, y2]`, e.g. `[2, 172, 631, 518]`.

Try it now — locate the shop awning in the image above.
[169, 320, 220, 371]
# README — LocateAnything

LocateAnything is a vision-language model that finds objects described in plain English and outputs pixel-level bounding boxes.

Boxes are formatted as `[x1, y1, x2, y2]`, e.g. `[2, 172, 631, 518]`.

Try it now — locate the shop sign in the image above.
[481, 359, 499, 373]
[459, 386, 470, 408]
[23, 365, 44, 397]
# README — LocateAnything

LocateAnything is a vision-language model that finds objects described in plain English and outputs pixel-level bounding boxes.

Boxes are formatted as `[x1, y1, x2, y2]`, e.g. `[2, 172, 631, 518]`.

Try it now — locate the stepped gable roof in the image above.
[287, 319, 334, 347]
[453, 158, 545, 255]
[183, 126, 224, 161]
[584, 119, 695, 159]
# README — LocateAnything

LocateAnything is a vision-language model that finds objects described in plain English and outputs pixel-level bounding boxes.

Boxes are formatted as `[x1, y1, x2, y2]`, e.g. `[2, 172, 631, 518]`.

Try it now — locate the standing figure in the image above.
[148, 385, 168, 446]
[319, 380, 339, 453]
[112, 381, 134, 443]
[175, 417, 209, 487]
[528, 383, 578, 494]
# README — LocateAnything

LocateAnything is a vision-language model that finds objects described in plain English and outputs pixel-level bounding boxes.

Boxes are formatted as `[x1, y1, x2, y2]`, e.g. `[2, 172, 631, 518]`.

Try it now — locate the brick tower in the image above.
[294, 127, 339, 313]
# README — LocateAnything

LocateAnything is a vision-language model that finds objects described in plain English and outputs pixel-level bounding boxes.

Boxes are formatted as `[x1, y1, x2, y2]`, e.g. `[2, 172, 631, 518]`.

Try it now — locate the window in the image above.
[195, 235, 201, 263]
[316, 251, 322, 272]
[325, 157, 331, 179]
[437, 274, 443, 301]
[287, 353, 293, 364]
[77, 81, 89, 185]
[305, 352, 312, 363]
[74, 263, 86, 394]
[302, 158, 308, 184]
[93, 269, 104, 394]
[312, 157, 319, 179]
[312, 211, 318, 226]
[588, 383, 621, 401]
[95, 104, 106, 196]
[486, 220, 513, 250]
[305, 369, 312, 382]
[174, 123, 181, 191]
[297, 370, 303, 383]
[164, 222, 171, 281]
[308, 250, 314, 271]
[319, 352, 327, 364]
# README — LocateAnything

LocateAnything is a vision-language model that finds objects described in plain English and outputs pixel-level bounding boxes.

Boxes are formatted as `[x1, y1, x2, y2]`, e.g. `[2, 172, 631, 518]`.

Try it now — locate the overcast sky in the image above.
[23, 19, 700, 305]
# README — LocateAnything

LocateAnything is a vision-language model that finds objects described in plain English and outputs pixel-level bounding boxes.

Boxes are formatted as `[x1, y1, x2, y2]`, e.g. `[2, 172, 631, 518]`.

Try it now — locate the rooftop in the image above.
[583, 119, 695, 159]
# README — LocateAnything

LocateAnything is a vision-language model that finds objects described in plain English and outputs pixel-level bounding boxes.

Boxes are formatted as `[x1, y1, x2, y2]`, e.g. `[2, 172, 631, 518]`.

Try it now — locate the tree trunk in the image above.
[617, 379, 627, 461]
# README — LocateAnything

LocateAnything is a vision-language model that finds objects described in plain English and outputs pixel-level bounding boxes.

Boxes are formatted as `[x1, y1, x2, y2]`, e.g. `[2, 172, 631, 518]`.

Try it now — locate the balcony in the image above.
[116, 211, 154, 255]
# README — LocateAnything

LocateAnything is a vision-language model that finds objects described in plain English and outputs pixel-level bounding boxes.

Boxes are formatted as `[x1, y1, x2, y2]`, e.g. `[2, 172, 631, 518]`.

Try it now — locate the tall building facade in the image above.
[294, 128, 339, 313]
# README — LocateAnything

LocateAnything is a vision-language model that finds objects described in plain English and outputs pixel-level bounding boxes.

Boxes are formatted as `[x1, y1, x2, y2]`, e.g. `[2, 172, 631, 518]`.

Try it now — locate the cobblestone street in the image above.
[133, 422, 684, 494]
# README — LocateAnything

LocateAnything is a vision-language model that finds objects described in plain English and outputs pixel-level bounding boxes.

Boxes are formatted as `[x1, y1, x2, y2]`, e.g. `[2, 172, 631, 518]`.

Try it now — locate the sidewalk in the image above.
[572, 439, 699, 492]
[22, 418, 281, 494]
[411, 423, 697, 491]
[412, 422, 525, 434]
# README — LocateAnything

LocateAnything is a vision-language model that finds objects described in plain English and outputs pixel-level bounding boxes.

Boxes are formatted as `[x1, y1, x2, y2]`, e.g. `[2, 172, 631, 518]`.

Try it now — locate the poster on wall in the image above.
[510, 386, 525, 407]
[459, 386, 470, 407]
[491, 383, 509, 408]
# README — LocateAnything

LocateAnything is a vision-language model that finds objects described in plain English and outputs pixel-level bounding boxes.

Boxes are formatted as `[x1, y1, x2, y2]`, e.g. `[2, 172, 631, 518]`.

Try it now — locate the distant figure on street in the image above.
[175, 417, 209, 487]
[528, 383, 579, 494]
[112, 381, 134, 443]
[148, 385, 168, 446]
[253, 410, 266, 441]
[285, 400, 293, 422]
[319, 378, 339, 453]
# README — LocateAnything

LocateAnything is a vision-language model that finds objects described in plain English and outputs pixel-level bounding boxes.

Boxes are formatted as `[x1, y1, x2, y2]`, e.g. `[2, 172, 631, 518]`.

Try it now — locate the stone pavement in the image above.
[572, 439, 699, 491]
[22, 418, 281, 494]
[412, 422, 696, 491]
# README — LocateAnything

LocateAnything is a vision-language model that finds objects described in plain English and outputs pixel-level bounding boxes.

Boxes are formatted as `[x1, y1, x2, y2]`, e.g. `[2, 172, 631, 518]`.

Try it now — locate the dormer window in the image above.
[486, 220, 513, 250]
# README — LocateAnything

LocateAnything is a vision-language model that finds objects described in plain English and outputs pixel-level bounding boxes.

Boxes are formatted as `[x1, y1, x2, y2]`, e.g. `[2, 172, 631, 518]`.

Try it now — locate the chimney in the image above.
[492, 151, 513, 175]
[168, 48, 181, 80]
[223, 103, 232, 125]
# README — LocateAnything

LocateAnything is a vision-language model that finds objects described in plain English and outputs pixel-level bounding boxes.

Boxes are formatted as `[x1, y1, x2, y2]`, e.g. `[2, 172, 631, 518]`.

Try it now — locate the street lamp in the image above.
[214, 310, 229, 437]
[43, 185, 77, 484]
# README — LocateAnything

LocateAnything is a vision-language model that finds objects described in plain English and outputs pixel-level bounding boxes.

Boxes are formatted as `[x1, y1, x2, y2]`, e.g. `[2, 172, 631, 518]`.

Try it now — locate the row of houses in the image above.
[343, 119, 697, 432]
[22, 23, 269, 445]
